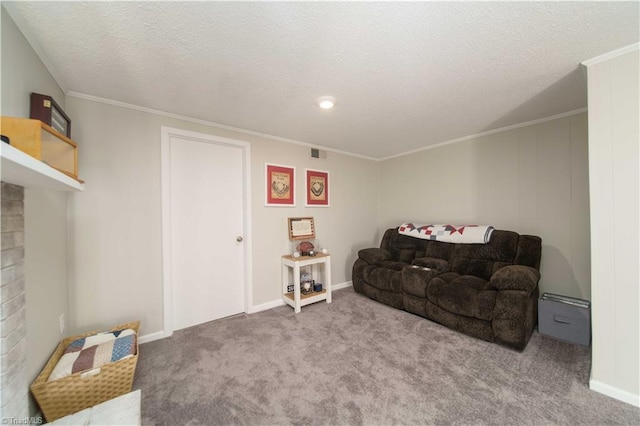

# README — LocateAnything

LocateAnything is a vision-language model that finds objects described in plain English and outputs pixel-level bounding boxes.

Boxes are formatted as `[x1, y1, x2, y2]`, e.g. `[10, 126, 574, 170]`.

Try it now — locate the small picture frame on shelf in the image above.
[301, 280, 314, 295]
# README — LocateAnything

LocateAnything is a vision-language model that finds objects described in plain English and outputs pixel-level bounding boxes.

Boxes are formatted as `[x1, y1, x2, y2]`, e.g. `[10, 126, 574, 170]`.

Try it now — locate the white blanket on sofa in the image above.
[398, 223, 494, 244]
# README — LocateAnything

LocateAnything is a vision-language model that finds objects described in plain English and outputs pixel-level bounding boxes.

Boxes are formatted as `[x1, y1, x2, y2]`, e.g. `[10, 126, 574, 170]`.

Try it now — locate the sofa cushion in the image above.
[426, 273, 497, 321]
[450, 230, 519, 280]
[358, 248, 391, 265]
[380, 261, 409, 271]
[425, 240, 455, 261]
[402, 265, 436, 298]
[362, 283, 404, 310]
[362, 265, 403, 293]
[386, 231, 427, 263]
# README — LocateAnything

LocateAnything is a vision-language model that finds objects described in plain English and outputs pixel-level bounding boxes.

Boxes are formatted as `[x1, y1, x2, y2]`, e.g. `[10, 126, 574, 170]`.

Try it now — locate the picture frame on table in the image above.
[288, 217, 315, 240]
[305, 169, 329, 207]
[265, 163, 295, 206]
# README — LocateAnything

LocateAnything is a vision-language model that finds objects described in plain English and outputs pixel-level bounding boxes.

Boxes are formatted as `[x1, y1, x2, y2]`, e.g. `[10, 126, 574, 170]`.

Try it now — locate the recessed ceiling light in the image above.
[317, 96, 336, 109]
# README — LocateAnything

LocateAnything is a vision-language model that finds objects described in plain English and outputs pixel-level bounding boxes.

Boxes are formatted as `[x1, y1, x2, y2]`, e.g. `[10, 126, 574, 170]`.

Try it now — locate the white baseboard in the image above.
[333, 281, 353, 290]
[142, 282, 355, 343]
[590, 379, 640, 407]
[138, 330, 170, 344]
[247, 299, 285, 314]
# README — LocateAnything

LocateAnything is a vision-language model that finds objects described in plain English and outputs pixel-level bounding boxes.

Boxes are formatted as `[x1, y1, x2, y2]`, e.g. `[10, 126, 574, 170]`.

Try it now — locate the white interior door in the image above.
[163, 129, 247, 332]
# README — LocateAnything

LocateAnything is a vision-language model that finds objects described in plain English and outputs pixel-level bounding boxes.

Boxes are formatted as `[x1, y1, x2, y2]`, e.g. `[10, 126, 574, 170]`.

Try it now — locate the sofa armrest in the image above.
[489, 265, 540, 292]
[358, 248, 392, 265]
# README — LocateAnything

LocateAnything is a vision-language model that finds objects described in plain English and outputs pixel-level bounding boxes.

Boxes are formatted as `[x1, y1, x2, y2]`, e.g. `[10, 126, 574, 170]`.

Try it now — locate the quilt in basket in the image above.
[48, 328, 137, 382]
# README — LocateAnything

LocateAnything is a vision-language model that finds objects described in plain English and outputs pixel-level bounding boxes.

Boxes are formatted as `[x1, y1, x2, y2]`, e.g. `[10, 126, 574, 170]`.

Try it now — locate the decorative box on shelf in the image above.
[1, 116, 79, 180]
[30, 92, 72, 138]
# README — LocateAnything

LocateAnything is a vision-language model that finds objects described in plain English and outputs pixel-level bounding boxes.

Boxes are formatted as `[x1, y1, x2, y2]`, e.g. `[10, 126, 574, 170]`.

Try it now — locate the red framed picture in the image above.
[265, 163, 295, 206]
[305, 169, 329, 207]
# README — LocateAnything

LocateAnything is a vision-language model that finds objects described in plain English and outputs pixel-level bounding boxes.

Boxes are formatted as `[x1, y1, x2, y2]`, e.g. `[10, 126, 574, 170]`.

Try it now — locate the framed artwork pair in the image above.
[265, 163, 329, 207]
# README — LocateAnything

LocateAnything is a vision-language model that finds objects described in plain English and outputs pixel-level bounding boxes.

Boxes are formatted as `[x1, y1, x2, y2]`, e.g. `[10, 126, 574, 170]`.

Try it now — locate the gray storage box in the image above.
[538, 293, 591, 346]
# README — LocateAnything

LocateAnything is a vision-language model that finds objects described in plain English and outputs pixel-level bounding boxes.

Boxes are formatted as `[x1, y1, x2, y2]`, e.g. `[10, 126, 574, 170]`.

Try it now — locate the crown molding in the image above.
[380, 108, 588, 161]
[66, 91, 379, 162]
[582, 43, 640, 68]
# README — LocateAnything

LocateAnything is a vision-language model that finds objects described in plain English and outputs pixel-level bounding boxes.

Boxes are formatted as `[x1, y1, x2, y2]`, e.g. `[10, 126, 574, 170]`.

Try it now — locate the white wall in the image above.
[1, 6, 70, 404]
[64, 95, 379, 337]
[584, 47, 639, 406]
[378, 112, 591, 299]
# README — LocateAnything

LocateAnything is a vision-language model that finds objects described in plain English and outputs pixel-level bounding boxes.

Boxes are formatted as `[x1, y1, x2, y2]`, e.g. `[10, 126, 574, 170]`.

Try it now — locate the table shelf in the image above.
[284, 289, 327, 301]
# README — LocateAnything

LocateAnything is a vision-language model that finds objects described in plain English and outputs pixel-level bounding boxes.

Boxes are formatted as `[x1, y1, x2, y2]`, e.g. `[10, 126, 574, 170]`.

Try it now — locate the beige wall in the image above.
[1, 6, 70, 397]
[378, 112, 591, 300]
[585, 48, 639, 405]
[64, 95, 379, 337]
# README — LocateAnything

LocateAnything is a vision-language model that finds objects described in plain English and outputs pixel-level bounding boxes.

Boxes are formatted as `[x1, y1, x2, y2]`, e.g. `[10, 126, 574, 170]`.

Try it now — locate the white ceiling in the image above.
[5, 1, 639, 159]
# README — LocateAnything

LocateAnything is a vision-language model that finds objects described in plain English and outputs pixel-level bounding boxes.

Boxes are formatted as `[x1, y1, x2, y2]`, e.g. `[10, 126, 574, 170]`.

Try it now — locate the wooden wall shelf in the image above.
[1, 141, 84, 192]
[1, 116, 83, 191]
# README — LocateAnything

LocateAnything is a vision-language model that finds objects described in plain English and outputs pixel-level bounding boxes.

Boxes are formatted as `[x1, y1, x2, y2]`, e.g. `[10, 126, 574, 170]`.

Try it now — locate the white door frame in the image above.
[160, 126, 252, 338]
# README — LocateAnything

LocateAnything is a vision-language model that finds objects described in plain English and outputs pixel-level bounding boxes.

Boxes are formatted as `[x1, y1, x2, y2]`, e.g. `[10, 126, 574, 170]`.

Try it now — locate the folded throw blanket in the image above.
[399, 223, 494, 244]
[48, 328, 137, 381]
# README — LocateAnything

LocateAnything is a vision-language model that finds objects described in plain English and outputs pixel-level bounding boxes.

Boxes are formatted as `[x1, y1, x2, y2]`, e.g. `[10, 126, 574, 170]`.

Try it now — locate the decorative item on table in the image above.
[301, 280, 315, 295]
[313, 282, 323, 292]
[287, 284, 295, 293]
[311, 239, 324, 256]
[297, 241, 315, 256]
[292, 251, 301, 258]
[321, 248, 328, 254]
[300, 271, 314, 294]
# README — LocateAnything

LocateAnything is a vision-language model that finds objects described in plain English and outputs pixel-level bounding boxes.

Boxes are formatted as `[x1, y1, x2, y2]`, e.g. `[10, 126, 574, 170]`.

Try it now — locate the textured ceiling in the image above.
[4, 2, 639, 159]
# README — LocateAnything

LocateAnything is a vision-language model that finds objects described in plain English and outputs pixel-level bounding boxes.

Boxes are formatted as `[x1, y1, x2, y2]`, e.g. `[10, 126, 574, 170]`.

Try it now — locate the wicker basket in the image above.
[30, 321, 140, 422]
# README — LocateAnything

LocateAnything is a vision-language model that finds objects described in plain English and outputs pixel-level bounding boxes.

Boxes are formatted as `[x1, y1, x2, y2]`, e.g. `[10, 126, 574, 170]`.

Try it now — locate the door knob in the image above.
[236, 236, 243, 242]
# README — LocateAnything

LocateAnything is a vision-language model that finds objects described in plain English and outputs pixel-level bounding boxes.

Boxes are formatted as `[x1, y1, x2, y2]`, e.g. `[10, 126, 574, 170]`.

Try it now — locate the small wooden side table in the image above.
[281, 253, 332, 313]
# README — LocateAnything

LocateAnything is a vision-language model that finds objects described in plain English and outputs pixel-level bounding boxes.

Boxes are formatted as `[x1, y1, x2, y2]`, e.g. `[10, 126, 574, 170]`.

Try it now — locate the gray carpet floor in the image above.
[133, 287, 640, 425]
